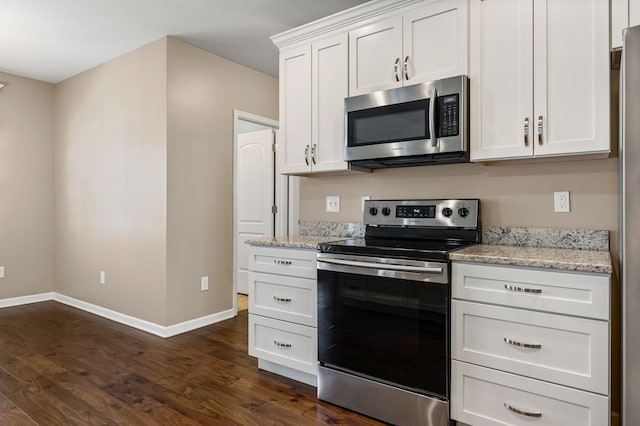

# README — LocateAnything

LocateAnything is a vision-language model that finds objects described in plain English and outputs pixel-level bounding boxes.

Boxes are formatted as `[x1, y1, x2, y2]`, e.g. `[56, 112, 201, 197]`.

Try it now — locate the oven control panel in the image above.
[364, 199, 479, 228]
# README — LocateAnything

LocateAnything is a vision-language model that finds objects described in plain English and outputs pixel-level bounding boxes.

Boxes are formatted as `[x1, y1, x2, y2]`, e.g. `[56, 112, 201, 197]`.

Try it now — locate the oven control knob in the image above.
[458, 207, 469, 218]
[382, 207, 391, 216]
[442, 207, 453, 218]
[369, 207, 378, 216]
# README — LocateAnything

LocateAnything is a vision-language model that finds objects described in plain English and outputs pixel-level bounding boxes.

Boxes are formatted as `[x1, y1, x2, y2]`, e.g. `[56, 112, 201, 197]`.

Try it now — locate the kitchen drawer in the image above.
[249, 246, 317, 279]
[248, 271, 316, 327]
[452, 300, 608, 394]
[452, 262, 610, 320]
[248, 314, 317, 375]
[451, 361, 609, 426]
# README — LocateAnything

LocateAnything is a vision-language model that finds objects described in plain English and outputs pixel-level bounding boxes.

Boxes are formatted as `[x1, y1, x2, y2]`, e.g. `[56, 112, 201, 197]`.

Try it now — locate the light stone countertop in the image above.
[450, 244, 612, 274]
[245, 235, 347, 250]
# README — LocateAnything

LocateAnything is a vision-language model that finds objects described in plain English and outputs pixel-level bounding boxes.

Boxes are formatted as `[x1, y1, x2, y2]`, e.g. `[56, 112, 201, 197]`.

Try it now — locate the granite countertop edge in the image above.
[245, 235, 345, 250]
[449, 244, 613, 274]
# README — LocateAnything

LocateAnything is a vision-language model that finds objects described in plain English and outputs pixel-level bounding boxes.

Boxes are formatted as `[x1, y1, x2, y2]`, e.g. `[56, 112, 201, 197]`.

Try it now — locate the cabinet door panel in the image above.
[312, 34, 349, 172]
[349, 16, 403, 96]
[279, 45, 311, 174]
[533, 0, 610, 157]
[470, 0, 533, 161]
[403, 0, 467, 84]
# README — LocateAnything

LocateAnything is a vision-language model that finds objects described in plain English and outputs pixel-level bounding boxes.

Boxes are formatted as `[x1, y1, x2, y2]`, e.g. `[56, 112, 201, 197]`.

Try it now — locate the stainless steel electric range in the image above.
[316, 199, 480, 426]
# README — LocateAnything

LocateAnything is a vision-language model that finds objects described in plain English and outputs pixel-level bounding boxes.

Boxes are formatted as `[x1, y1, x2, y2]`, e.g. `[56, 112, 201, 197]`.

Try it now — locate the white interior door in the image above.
[236, 129, 275, 294]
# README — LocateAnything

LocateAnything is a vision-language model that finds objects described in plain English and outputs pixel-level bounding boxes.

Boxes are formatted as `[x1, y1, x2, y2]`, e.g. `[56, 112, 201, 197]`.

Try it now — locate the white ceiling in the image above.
[0, 0, 370, 84]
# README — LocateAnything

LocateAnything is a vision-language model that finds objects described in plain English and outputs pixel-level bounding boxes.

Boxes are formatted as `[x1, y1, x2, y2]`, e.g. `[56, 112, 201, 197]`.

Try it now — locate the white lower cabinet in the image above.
[452, 361, 609, 426]
[247, 245, 318, 386]
[451, 262, 611, 425]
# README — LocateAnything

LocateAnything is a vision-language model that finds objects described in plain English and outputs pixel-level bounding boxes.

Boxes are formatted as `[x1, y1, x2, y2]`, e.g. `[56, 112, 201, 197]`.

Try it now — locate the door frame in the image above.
[232, 110, 298, 315]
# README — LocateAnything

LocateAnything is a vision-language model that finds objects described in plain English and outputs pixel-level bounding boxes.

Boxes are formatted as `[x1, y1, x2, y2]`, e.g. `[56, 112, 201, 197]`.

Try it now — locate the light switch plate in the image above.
[201, 276, 209, 291]
[0, 266, 4, 279]
[326, 195, 340, 213]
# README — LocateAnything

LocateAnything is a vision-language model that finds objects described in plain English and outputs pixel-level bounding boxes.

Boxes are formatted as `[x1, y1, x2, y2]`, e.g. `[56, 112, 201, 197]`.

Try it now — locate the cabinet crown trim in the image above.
[271, 0, 423, 49]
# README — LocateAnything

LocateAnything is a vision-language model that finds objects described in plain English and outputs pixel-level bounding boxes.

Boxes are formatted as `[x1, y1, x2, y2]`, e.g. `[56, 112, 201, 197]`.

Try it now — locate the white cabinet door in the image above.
[279, 45, 311, 174]
[470, 0, 609, 161]
[532, 0, 610, 157]
[349, 16, 403, 96]
[312, 34, 349, 173]
[403, 0, 468, 85]
[470, 0, 533, 161]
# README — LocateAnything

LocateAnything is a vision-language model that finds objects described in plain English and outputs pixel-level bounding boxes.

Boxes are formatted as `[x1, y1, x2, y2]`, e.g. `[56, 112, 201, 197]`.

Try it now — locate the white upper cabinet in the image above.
[311, 34, 350, 173]
[279, 45, 312, 174]
[279, 35, 350, 175]
[349, 0, 468, 96]
[470, 0, 610, 162]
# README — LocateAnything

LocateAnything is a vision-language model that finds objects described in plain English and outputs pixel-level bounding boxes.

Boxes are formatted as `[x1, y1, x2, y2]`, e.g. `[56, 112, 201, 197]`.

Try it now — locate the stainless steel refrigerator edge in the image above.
[621, 24, 640, 426]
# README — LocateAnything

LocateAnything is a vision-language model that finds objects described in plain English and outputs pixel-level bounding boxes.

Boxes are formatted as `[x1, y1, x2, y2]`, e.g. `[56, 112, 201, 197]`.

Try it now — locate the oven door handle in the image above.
[318, 258, 443, 274]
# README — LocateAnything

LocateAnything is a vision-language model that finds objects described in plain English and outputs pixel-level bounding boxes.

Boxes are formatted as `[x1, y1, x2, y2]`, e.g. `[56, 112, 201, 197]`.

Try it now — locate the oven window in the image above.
[347, 99, 430, 147]
[317, 269, 449, 399]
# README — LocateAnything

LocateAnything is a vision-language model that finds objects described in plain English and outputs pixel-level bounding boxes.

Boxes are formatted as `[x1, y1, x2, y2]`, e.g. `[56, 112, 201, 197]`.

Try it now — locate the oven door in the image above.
[317, 253, 450, 399]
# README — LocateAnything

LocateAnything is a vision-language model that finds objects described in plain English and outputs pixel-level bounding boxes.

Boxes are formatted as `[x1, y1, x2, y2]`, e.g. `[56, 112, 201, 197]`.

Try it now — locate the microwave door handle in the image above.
[430, 87, 437, 147]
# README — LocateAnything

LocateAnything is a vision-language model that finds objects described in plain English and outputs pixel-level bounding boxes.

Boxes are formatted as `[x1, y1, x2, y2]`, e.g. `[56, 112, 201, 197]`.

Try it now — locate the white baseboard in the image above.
[0, 292, 234, 338]
[0, 292, 55, 309]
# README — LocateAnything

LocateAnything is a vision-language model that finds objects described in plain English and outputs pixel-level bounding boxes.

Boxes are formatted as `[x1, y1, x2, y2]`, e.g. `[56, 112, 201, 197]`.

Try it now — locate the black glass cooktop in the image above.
[318, 237, 476, 261]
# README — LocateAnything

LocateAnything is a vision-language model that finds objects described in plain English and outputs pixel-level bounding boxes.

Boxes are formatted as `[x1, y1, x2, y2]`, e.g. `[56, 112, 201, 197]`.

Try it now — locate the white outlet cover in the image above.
[201, 276, 209, 291]
[0, 266, 4, 279]
[554, 191, 570, 213]
[99, 270, 105, 284]
[326, 195, 340, 213]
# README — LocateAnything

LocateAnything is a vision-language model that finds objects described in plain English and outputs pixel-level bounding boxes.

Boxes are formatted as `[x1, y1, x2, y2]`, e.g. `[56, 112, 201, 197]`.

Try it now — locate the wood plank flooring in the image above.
[0, 301, 383, 425]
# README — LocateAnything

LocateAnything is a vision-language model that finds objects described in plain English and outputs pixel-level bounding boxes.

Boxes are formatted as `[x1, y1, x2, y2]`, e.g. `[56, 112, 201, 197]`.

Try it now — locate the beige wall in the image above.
[0, 72, 54, 299]
[300, 158, 618, 244]
[165, 37, 278, 324]
[53, 39, 169, 324]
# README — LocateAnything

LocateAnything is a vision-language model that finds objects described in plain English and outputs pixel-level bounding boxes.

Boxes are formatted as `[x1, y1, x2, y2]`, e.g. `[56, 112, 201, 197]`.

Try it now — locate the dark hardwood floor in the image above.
[0, 301, 383, 425]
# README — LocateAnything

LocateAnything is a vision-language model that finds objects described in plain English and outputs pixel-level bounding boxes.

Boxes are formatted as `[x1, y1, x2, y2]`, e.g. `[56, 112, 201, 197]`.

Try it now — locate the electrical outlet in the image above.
[0, 266, 4, 279]
[554, 191, 570, 213]
[326, 195, 340, 213]
[201, 276, 209, 291]
[99, 271, 105, 285]
[361, 195, 371, 212]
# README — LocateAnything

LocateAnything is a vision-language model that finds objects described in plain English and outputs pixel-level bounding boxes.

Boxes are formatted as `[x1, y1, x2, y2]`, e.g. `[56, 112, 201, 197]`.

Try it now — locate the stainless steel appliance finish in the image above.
[317, 199, 480, 426]
[344, 75, 469, 169]
[318, 366, 449, 426]
[621, 24, 640, 426]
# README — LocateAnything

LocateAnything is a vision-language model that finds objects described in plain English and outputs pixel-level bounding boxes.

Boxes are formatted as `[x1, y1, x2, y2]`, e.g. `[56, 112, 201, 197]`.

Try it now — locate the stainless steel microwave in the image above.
[344, 75, 469, 169]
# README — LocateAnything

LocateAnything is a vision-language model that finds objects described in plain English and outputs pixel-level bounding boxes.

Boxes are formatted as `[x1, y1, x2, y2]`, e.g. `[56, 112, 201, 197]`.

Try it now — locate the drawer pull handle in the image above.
[273, 296, 292, 303]
[504, 284, 542, 294]
[274, 340, 292, 348]
[504, 337, 542, 349]
[504, 402, 542, 418]
[274, 260, 292, 265]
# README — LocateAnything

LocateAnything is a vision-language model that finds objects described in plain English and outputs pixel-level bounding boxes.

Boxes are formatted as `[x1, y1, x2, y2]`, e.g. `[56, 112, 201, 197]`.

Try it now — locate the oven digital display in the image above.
[396, 205, 436, 218]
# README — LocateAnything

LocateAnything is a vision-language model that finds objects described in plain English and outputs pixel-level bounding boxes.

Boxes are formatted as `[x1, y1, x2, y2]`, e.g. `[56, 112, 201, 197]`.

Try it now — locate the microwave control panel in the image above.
[437, 94, 459, 138]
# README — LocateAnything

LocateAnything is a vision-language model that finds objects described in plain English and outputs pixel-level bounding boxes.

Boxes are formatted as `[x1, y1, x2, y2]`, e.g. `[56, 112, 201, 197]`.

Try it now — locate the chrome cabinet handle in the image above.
[504, 337, 542, 349]
[273, 296, 292, 303]
[537, 115, 543, 145]
[403, 56, 410, 80]
[524, 117, 530, 146]
[274, 340, 292, 348]
[504, 284, 542, 294]
[429, 86, 437, 147]
[274, 259, 292, 265]
[394, 58, 400, 82]
[311, 144, 317, 165]
[304, 145, 309, 166]
[504, 402, 542, 418]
